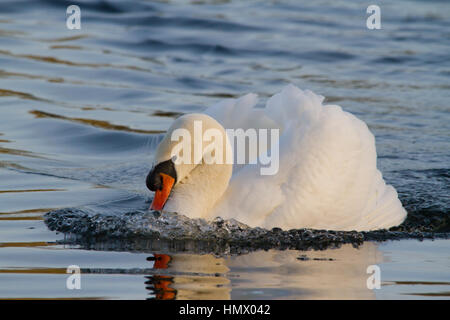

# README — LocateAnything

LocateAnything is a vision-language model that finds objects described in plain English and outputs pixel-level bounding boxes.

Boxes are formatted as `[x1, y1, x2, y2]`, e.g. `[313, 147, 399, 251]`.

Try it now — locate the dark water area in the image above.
[43, 194, 450, 256]
[0, 0, 449, 299]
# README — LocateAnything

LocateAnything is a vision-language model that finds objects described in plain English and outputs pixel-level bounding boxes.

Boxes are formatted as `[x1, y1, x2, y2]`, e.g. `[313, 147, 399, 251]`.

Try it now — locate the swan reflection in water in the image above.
[145, 253, 230, 300]
[144, 242, 382, 300]
[145, 254, 177, 300]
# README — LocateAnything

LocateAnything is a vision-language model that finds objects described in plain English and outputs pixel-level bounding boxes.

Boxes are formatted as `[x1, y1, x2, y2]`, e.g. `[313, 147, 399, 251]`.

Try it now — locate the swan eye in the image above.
[145, 159, 177, 192]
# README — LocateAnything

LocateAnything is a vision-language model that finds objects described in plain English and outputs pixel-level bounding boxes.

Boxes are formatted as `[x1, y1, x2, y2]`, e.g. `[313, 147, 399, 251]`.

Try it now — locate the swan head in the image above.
[146, 158, 177, 210]
[145, 113, 233, 215]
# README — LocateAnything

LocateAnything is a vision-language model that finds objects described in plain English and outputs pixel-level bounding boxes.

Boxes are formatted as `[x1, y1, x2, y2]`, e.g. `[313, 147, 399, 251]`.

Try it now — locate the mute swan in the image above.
[146, 85, 407, 231]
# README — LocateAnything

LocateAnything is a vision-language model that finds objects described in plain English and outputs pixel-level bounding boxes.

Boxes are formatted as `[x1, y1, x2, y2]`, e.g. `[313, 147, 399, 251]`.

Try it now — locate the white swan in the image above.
[146, 85, 407, 231]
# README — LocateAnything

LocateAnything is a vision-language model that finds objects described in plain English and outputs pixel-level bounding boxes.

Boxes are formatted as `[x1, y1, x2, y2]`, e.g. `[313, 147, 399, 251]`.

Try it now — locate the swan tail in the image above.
[361, 183, 407, 231]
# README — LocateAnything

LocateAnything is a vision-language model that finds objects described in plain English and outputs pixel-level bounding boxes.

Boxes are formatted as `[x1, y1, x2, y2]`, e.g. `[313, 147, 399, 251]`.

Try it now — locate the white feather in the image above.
[155, 85, 407, 231]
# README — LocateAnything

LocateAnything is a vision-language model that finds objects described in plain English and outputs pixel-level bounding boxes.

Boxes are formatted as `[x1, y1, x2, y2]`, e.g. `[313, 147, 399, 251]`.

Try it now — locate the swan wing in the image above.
[208, 85, 406, 231]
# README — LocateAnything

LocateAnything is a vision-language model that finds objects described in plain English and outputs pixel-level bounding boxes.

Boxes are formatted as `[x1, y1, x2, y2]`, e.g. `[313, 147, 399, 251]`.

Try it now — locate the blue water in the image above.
[0, 0, 448, 299]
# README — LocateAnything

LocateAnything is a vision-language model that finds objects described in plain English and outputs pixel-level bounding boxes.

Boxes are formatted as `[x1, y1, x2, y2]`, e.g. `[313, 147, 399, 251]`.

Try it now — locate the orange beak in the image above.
[153, 254, 171, 269]
[150, 173, 175, 211]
